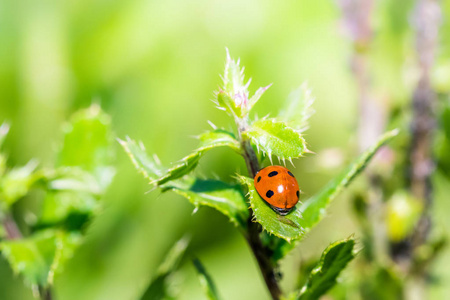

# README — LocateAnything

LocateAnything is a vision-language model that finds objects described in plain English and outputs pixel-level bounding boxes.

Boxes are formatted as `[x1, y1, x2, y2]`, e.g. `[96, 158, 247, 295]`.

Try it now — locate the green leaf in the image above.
[214, 49, 249, 117]
[140, 237, 189, 300]
[300, 129, 399, 229]
[441, 102, 450, 141]
[118, 137, 165, 181]
[238, 130, 398, 242]
[197, 129, 240, 152]
[58, 104, 115, 189]
[37, 105, 115, 227]
[360, 267, 403, 300]
[192, 258, 221, 300]
[47, 232, 82, 284]
[0, 230, 82, 287]
[279, 83, 315, 132]
[37, 167, 106, 228]
[39, 190, 98, 228]
[238, 175, 305, 241]
[216, 92, 242, 118]
[165, 177, 249, 228]
[248, 85, 272, 113]
[0, 160, 40, 208]
[155, 130, 240, 185]
[121, 129, 240, 186]
[244, 119, 308, 161]
[297, 237, 356, 300]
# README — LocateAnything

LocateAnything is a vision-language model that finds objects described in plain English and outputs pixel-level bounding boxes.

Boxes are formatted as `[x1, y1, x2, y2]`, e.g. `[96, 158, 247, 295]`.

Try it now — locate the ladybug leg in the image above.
[269, 205, 292, 216]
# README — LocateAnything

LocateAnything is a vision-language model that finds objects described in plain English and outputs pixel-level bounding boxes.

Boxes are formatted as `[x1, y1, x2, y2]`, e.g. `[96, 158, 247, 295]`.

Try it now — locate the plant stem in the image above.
[38, 286, 53, 300]
[237, 118, 282, 300]
[2, 212, 23, 240]
[408, 0, 440, 250]
[339, 0, 390, 265]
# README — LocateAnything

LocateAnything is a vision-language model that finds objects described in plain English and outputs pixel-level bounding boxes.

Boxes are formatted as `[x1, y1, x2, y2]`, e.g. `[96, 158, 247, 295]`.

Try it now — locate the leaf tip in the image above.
[207, 120, 218, 130]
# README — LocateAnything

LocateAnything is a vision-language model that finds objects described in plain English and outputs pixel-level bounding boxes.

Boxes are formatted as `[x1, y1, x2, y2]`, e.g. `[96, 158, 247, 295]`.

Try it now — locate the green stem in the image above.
[237, 117, 282, 300]
[38, 286, 53, 300]
[2, 212, 22, 240]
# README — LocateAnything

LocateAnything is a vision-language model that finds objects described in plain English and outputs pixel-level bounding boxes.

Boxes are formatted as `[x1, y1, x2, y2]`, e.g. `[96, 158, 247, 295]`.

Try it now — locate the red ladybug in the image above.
[254, 165, 300, 215]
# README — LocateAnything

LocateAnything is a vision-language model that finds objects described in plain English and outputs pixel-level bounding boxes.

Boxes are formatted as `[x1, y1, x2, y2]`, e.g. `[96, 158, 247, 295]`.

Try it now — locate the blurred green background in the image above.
[1, 0, 449, 299]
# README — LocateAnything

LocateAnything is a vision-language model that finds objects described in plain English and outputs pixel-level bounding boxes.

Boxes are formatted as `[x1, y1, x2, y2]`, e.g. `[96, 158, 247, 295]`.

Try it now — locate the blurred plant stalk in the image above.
[340, 0, 442, 299]
[338, 0, 390, 266]
[405, 0, 441, 299]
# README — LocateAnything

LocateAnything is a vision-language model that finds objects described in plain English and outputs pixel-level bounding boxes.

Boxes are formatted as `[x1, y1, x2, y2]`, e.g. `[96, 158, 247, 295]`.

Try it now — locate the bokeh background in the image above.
[1, 0, 449, 299]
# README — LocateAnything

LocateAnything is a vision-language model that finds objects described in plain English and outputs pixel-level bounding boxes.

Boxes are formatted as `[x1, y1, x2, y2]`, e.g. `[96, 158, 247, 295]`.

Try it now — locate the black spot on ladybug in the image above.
[266, 190, 274, 198]
[288, 171, 295, 177]
[296, 190, 300, 198]
[257, 176, 261, 182]
[268, 171, 278, 177]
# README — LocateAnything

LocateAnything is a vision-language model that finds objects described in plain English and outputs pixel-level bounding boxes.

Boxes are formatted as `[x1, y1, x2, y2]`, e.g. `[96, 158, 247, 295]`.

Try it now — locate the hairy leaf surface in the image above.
[165, 178, 249, 228]
[121, 129, 239, 186]
[244, 119, 308, 161]
[279, 83, 315, 132]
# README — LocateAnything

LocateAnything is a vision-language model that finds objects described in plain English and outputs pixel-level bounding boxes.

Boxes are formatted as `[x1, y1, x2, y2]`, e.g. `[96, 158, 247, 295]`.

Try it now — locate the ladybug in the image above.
[254, 165, 300, 215]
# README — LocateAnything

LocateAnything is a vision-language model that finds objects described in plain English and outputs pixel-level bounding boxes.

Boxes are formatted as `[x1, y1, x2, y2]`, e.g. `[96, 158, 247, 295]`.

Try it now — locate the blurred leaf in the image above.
[244, 119, 308, 161]
[433, 62, 450, 93]
[436, 132, 450, 179]
[45, 167, 104, 195]
[37, 167, 105, 229]
[238, 175, 305, 241]
[58, 104, 115, 190]
[121, 129, 240, 186]
[360, 267, 403, 300]
[297, 237, 356, 300]
[436, 101, 450, 179]
[248, 85, 272, 113]
[239, 130, 397, 243]
[386, 192, 422, 242]
[0, 160, 40, 208]
[165, 177, 249, 228]
[441, 101, 450, 141]
[47, 232, 83, 284]
[39, 191, 97, 228]
[279, 83, 315, 132]
[412, 234, 447, 273]
[0, 122, 9, 148]
[140, 237, 189, 300]
[192, 258, 221, 300]
[300, 129, 399, 229]
[0, 152, 5, 177]
[0, 230, 82, 287]
[36, 105, 115, 227]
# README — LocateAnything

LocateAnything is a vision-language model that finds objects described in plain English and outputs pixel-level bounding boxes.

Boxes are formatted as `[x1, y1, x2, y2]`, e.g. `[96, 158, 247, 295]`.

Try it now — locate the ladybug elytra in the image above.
[254, 165, 300, 215]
